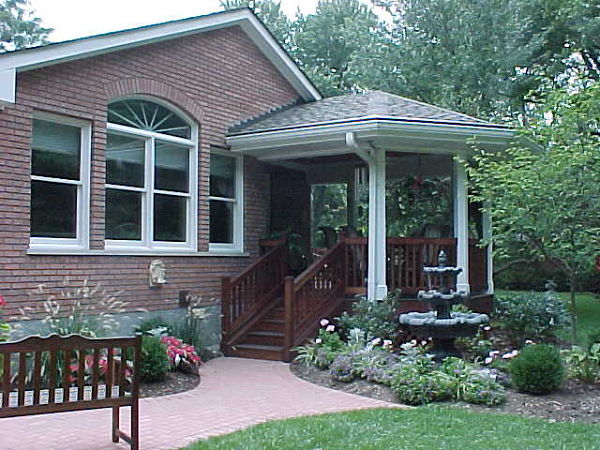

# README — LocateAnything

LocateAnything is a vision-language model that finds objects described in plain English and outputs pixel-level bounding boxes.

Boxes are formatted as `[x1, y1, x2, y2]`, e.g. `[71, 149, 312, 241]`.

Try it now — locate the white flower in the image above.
[320, 319, 329, 327]
[383, 339, 393, 348]
[502, 350, 519, 359]
[371, 337, 382, 345]
[484, 357, 493, 365]
[410, 339, 417, 345]
[483, 326, 491, 331]
[525, 340, 534, 344]
[315, 338, 322, 344]
[489, 350, 500, 356]
[326, 325, 335, 332]
[420, 340, 427, 346]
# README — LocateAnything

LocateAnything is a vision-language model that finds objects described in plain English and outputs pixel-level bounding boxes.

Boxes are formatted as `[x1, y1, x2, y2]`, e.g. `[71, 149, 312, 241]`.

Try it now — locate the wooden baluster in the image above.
[92, 348, 100, 400]
[283, 276, 295, 362]
[17, 352, 26, 406]
[48, 350, 57, 404]
[62, 350, 71, 402]
[2, 352, 10, 407]
[106, 347, 114, 398]
[77, 349, 85, 401]
[32, 351, 42, 405]
[119, 347, 126, 397]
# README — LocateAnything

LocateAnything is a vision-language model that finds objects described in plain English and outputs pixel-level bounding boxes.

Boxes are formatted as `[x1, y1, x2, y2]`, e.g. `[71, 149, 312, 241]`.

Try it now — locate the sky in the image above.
[29, 0, 320, 42]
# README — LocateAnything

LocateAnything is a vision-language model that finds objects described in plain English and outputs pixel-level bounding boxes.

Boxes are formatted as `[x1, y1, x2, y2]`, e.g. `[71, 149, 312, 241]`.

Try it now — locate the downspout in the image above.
[345, 132, 374, 165]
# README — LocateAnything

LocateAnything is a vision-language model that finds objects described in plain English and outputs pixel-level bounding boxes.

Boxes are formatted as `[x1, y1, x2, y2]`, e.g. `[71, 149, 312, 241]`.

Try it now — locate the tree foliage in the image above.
[0, 0, 51, 52]
[467, 81, 600, 337]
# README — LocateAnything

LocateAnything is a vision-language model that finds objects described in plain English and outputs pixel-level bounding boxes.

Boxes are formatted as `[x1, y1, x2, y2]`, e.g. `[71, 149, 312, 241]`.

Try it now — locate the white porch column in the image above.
[367, 149, 388, 300]
[453, 158, 470, 293]
[482, 209, 494, 294]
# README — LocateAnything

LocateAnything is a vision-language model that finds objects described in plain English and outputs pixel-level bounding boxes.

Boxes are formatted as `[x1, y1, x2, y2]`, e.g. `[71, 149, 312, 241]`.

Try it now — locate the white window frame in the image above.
[104, 112, 198, 253]
[29, 111, 91, 252]
[209, 149, 244, 254]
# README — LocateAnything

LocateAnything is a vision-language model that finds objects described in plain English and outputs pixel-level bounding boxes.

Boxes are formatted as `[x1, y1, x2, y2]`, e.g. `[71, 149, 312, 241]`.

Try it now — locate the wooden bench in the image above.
[0, 334, 141, 449]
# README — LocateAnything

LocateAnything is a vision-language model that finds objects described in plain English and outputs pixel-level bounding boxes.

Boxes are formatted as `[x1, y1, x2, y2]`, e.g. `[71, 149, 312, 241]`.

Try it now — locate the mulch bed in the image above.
[140, 371, 200, 398]
[290, 361, 600, 424]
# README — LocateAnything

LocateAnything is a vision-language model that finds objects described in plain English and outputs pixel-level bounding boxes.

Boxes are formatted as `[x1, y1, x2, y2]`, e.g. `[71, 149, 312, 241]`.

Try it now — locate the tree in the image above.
[467, 81, 600, 340]
[372, 0, 600, 120]
[220, 0, 293, 51]
[0, 0, 51, 52]
[292, 0, 389, 96]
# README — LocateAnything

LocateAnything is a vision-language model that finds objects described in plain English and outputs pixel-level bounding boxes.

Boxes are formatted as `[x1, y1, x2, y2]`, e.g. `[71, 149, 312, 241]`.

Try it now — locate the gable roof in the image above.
[229, 90, 506, 135]
[0, 8, 321, 104]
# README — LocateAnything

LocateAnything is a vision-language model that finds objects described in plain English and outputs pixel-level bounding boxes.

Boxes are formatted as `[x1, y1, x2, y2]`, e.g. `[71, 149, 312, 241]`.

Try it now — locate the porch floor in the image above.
[0, 358, 400, 450]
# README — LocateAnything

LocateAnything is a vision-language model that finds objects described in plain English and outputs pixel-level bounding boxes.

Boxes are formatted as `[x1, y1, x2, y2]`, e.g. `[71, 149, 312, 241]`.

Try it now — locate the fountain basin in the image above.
[399, 311, 489, 339]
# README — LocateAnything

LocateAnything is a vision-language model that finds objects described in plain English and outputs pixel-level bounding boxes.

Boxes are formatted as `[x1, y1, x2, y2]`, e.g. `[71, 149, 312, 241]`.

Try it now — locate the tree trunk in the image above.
[570, 275, 577, 343]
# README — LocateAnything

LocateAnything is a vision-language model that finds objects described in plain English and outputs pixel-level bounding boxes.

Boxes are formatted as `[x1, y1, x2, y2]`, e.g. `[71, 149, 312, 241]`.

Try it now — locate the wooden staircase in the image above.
[227, 300, 286, 360]
[221, 241, 350, 362]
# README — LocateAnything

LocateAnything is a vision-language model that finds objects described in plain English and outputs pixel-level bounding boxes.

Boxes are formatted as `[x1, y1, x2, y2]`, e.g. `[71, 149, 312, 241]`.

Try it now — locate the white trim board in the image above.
[0, 9, 320, 104]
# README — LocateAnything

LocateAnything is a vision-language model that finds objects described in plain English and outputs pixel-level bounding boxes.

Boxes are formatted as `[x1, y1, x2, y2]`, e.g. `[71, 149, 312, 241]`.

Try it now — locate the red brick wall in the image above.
[0, 26, 300, 317]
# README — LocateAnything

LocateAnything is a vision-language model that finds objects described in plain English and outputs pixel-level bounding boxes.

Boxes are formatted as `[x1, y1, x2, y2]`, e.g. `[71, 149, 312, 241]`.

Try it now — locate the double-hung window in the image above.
[209, 150, 243, 253]
[105, 99, 197, 252]
[29, 113, 91, 251]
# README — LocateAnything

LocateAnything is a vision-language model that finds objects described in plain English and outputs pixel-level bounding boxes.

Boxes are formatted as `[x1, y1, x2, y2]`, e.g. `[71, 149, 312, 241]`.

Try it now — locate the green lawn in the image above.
[186, 407, 600, 450]
[496, 290, 600, 345]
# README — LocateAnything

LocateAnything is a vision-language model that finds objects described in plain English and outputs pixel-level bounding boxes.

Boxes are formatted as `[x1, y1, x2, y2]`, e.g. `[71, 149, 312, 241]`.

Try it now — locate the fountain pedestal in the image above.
[398, 251, 489, 361]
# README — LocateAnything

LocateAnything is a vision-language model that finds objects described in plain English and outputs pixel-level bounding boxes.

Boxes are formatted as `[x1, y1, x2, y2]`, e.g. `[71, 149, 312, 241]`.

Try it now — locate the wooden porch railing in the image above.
[344, 237, 487, 295]
[221, 242, 288, 349]
[283, 241, 347, 360]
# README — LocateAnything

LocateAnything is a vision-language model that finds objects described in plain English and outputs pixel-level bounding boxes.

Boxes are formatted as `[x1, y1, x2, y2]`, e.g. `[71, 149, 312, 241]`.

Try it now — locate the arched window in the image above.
[105, 98, 197, 251]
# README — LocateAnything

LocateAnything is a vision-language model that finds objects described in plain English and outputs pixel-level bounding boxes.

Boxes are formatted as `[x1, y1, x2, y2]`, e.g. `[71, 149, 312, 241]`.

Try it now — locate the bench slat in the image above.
[77, 349, 85, 401]
[48, 350, 57, 403]
[2, 353, 10, 408]
[33, 351, 42, 405]
[17, 353, 26, 406]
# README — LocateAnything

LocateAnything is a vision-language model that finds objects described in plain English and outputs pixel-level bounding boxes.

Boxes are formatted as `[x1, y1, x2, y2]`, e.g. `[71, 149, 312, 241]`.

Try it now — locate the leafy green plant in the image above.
[562, 344, 600, 384]
[510, 344, 565, 394]
[494, 292, 570, 345]
[337, 294, 399, 341]
[390, 365, 453, 405]
[295, 321, 346, 369]
[171, 295, 210, 351]
[140, 336, 169, 382]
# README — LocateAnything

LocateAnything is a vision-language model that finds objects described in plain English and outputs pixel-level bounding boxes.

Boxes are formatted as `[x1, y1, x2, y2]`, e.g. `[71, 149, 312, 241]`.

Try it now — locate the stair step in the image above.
[229, 343, 284, 361]
[245, 330, 284, 346]
[264, 307, 284, 320]
[256, 319, 285, 332]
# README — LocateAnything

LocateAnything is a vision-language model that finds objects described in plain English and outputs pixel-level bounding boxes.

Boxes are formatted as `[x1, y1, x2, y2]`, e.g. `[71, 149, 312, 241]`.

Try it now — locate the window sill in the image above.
[27, 248, 250, 257]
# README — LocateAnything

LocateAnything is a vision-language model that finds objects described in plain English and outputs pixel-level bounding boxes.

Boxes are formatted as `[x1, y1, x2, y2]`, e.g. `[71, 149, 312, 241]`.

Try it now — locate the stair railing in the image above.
[221, 241, 287, 350]
[283, 241, 347, 361]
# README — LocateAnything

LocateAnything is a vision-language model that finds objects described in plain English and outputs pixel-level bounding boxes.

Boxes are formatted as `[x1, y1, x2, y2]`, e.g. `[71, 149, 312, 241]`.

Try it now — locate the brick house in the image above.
[0, 8, 512, 360]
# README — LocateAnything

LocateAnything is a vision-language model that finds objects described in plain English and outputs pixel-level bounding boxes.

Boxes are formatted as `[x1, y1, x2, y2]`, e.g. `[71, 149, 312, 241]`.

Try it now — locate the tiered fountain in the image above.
[399, 250, 489, 361]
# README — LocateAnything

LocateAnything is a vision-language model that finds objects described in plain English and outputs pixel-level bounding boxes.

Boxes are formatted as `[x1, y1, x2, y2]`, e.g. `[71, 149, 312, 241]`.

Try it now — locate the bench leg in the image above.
[112, 406, 120, 443]
[131, 401, 139, 450]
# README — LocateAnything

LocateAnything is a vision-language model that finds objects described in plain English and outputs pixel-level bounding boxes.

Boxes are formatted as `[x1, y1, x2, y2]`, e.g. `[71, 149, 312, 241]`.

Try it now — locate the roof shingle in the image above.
[228, 90, 490, 135]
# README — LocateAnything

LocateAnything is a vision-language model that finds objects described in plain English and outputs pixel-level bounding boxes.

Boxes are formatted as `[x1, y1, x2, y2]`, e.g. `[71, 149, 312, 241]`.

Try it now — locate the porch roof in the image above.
[229, 90, 496, 136]
[226, 91, 514, 161]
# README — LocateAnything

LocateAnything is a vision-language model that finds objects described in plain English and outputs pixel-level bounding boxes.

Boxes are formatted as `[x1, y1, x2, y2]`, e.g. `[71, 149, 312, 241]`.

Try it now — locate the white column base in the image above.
[375, 284, 388, 300]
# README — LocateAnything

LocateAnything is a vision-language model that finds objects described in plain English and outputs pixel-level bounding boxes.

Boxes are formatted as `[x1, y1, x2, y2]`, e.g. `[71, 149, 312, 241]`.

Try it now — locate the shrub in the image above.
[329, 354, 357, 382]
[510, 344, 564, 394]
[562, 344, 600, 384]
[140, 336, 169, 382]
[390, 365, 453, 405]
[494, 292, 570, 345]
[337, 294, 399, 341]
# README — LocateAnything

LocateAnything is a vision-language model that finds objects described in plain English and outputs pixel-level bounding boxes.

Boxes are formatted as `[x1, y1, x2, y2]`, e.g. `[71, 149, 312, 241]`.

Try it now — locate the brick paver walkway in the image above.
[1, 357, 400, 449]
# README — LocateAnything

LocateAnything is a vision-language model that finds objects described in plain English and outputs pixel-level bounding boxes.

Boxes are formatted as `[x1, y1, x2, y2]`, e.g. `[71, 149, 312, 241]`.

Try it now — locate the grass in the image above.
[496, 290, 600, 346]
[186, 407, 600, 450]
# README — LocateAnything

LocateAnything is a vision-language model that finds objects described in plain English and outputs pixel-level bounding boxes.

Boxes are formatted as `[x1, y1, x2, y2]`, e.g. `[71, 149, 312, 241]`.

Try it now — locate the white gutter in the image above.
[345, 131, 373, 164]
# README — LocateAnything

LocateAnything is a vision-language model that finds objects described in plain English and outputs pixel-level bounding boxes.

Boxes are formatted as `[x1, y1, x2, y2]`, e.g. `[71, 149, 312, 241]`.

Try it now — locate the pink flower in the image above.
[0, 295, 5, 308]
[320, 319, 329, 327]
[326, 325, 335, 332]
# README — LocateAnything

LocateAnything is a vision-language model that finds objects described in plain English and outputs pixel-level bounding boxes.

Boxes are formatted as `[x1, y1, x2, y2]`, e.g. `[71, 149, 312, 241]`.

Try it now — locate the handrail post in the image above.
[283, 276, 295, 362]
[221, 276, 231, 352]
